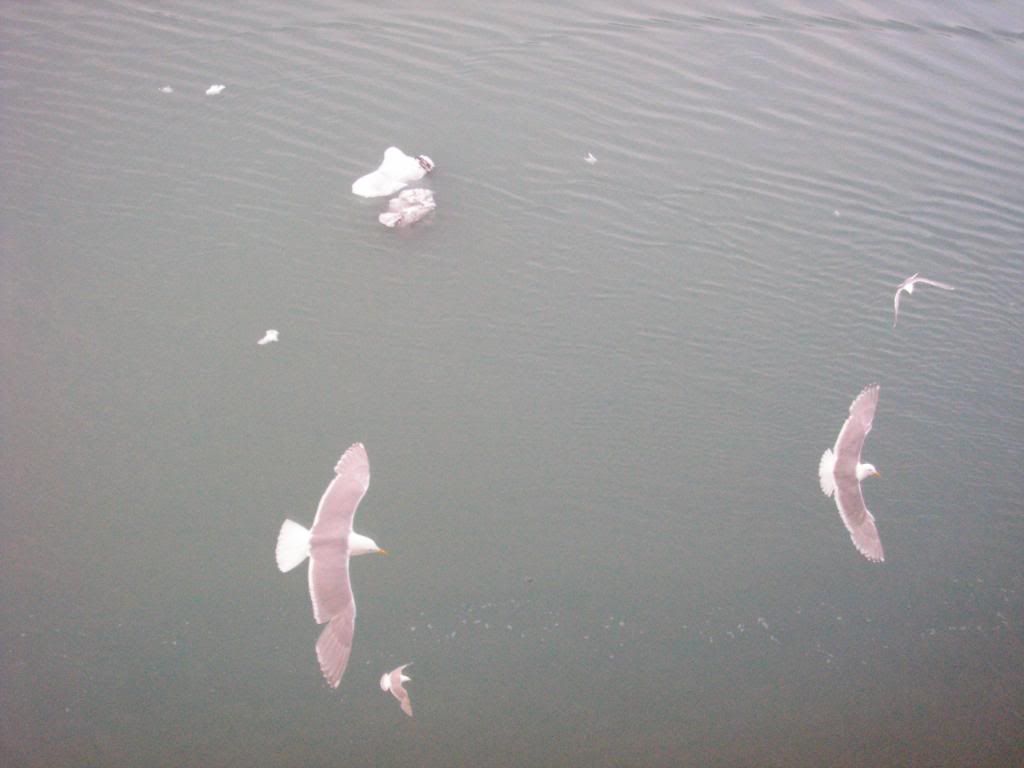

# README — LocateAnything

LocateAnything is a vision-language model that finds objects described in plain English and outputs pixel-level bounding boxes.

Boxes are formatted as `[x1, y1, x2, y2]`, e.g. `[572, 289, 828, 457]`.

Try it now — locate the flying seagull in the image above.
[380, 663, 414, 717]
[276, 443, 386, 687]
[257, 329, 279, 345]
[818, 384, 885, 562]
[352, 147, 434, 198]
[893, 273, 954, 327]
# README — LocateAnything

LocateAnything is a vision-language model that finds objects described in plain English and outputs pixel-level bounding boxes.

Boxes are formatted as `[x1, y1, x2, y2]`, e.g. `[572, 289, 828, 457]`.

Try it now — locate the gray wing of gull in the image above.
[831, 385, 884, 562]
[308, 443, 369, 623]
[306, 443, 370, 687]
[914, 277, 955, 291]
[385, 664, 414, 716]
[316, 608, 355, 688]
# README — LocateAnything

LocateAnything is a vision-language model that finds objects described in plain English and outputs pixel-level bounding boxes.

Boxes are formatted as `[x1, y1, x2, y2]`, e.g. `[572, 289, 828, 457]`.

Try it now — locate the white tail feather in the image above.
[276, 519, 311, 572]
[818, 449, 836, 497]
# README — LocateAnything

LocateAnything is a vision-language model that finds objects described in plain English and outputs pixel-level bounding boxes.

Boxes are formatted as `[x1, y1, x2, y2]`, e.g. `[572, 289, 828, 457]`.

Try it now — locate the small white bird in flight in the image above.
[893, 273, 954, 327]
[205, 84, 226, 95]
[276, 443, 386, 688]
[584, 152, 597, 164]
[257, 329, 279, 345]
[380, 663, 414, 717]
[818, 384, 885, 562]
[352, 147, 434, 198]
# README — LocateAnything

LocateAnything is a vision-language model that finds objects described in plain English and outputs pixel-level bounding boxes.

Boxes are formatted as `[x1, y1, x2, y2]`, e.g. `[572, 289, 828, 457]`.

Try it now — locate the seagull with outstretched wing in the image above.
[893, 273, 955, 327]
[818, 385, 885, 562]
[276, 443, 387, 688]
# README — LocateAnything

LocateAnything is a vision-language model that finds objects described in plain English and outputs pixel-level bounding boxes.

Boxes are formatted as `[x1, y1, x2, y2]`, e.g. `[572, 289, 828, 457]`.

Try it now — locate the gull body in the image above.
[275, 443, 385, 688]
[257, 329, 279, 345]
[893, 273, 954, 327]
[380, 663, 414, 717]
[352, 147, 434, 198]
[818, 385, 885, 562]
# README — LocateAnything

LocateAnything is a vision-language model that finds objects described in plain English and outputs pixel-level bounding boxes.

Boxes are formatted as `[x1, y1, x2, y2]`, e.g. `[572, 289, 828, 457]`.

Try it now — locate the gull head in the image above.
[417, 155, 435, 172]
[856, 462, 880, 481]
[349, 531, 386, 556]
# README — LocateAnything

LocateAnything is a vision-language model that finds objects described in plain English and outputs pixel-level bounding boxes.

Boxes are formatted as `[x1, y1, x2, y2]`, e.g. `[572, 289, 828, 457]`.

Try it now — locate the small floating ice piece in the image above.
[205, 84, 226, 95]
[379, 188, 435, 228]
[584, 152, 597, 164]
[380, 663, 413, 717]
[257, 329, 279, 345]
[159, 85, 174, 94]
[353, 147, 434, 198]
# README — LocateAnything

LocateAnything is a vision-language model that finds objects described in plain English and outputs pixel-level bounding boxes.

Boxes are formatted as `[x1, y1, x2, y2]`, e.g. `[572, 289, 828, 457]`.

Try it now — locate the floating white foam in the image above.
[352, 147, 434, 198]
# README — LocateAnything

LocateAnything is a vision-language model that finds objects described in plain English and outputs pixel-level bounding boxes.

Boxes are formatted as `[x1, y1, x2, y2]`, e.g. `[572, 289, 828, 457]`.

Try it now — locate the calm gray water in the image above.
[3, 1, 1023, 765]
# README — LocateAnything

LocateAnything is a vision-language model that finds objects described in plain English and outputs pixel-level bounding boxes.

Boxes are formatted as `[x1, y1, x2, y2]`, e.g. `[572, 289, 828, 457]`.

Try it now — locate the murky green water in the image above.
[3, 2, 1023, 765]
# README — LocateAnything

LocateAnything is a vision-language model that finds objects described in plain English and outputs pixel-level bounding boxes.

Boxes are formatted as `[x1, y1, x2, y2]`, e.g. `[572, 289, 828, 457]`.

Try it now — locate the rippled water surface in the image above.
[3, 1, 1023, 766]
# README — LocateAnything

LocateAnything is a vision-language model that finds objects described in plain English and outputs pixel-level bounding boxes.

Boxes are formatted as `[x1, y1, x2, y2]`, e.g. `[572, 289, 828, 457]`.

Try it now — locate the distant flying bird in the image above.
[379, 188, 436, 228]
[893, 273, 954, 327]
[352, 147, 434, 198]
[276, 443, 386, 688]
[205, 84, 226, 95]
[257, 329, 279, 345]
[584, 152, 597, 164]
[380, 663, 414, 717]
[818, 385, 885, 562]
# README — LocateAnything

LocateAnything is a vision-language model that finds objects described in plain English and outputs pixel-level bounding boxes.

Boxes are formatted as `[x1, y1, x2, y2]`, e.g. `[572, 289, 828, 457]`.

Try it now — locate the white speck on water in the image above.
[206, 84, 226, 95]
